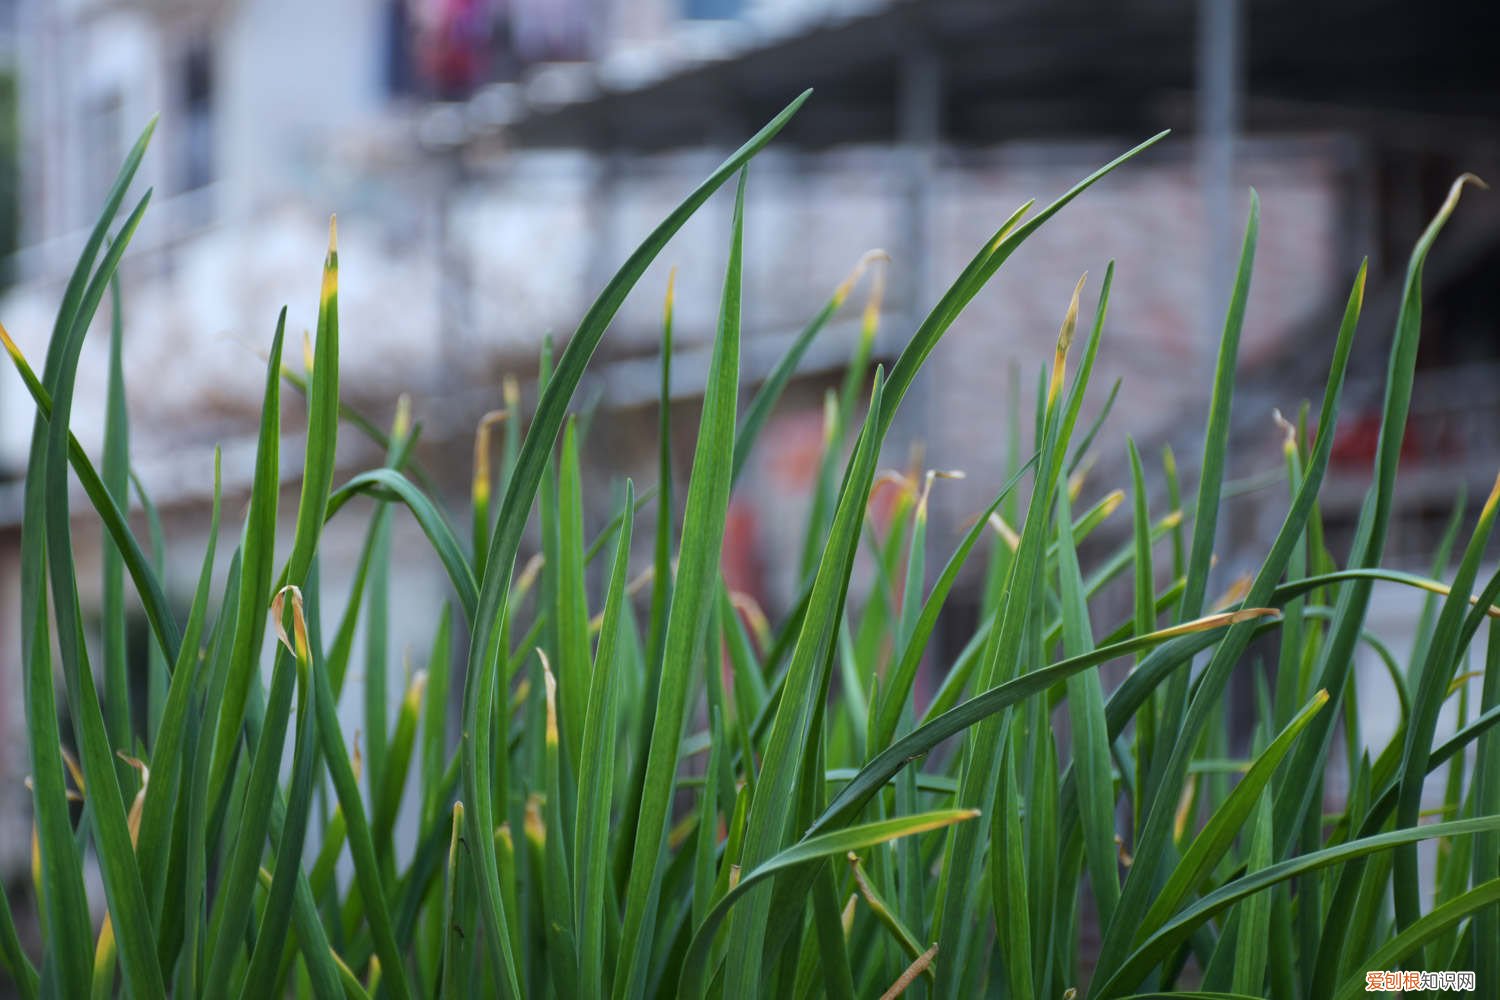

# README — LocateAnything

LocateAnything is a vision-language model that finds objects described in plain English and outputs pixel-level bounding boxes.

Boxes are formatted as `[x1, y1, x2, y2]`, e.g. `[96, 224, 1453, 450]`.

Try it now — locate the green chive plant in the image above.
[1, 92, 1497, 1000]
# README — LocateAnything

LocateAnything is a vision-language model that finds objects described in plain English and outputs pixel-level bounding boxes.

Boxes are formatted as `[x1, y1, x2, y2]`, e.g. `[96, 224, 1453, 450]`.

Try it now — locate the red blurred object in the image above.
[721, 498, 765, 607]
[1329, 409, 1464, 469]
[414, 0, 494, 99]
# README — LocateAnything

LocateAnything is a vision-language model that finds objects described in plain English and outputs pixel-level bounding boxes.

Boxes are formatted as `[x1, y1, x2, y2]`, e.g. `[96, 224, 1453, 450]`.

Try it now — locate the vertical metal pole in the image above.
[897, 39, 941, 455]
[1196, 0, 1247, 743]
[1197, 0, 1244, 366]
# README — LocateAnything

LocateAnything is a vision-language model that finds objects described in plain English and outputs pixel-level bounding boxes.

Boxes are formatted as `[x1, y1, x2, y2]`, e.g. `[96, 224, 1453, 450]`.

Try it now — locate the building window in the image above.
[178, 40, 214, 192]
[683, 0, 743, 20]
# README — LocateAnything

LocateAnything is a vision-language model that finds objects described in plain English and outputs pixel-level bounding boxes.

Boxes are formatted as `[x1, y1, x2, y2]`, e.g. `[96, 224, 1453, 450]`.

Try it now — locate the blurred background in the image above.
[0, 0, 1498, 930]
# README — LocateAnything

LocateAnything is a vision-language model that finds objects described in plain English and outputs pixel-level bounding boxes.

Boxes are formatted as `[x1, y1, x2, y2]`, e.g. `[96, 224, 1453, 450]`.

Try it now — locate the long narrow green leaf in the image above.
[877, 132, 1166, 444]
[679, 810, 979, 997]
[934, 273, 1099, 992]
[614, 168, 751, 999]
[1391, 474, 1500, 933]
[817, 610, 1275, 838]
[1056, 475, 1118, 926]
[556, 417, 591, 771]
[42, 189, 164, 1000]
[721, 368, 885, 997]
[463, 95, 808, 1000]
[871, 458, 1035, 751]
[0, 325, 180, 662]
[136, 451, 222, 930]
[101, 274, 132, 792]
[1092, 816, 1500, 999]
[1274, 179, 1479, 849]
[1136, 689, 1329, 943]
[1095, 253, 1364, 990]
[327, 468, 477, 622]
[207, 309, 287, 814]
[575, 481, 634, 997]
[239, 589, 325, 998]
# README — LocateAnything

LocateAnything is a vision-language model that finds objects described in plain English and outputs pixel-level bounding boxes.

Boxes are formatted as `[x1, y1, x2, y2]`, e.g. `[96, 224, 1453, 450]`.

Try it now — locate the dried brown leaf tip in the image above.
[1272, 407, 1298, 455]
[0, 320, 24, 364]
[1211, 574, 1254, 612]
[472, 408, 508, 504]
[392, 392, 412, 441]
[663, 265, 677, 325]
[989, 199, 1035, 253]
[1484, 469, 1500, 521]
[538, 649, 558, 747]
[1048, 273, 1087, 408]
[1067, 455, 1096, 502]
[1154, 607, 1280, 641]
[271, 585, 311, 661]
[832, 248, 890, 309]
[321, 214, 339, 304]
[913, 469, 965, 522]
[879, 943, 938, 1000]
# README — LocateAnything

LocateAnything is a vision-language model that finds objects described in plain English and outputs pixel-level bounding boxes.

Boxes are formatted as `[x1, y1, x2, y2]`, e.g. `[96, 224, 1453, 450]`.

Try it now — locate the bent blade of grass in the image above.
[1092, 816, 1500, 999]
[12, 146, 163, 1000]
[0, 321, 180, 665]
[1391, 472, 1500, 938]
[1332, 878, 1500, 1000]
[328, 469, 479, 623]
[848, 851, 935, 983]
[878, 133, 1165, 444]
[1275, 180, 1481, 850]
[1094, 249, 1362, 991]
[614, 168, 750, 1000]
[815, 610, 1276, 839]
[41, 190, 165, 999]
[1135, 689, 1329, 944]
[463, 95, 808, 999]
[678, 810, 979, 997]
